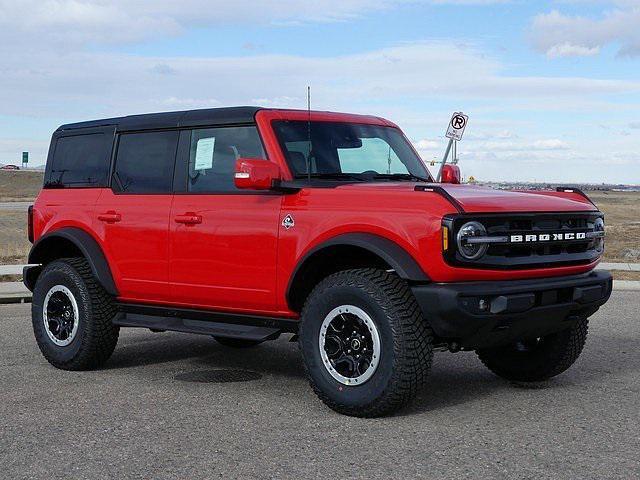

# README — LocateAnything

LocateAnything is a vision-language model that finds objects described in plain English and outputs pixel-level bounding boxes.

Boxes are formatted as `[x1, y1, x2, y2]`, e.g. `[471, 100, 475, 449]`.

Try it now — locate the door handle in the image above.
[98, 211, 121, 223]
[174, 213, 202, 225]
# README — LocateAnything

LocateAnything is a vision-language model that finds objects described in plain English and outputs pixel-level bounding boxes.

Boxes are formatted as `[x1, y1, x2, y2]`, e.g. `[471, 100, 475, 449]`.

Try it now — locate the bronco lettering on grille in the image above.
[510, 232, 587, 243]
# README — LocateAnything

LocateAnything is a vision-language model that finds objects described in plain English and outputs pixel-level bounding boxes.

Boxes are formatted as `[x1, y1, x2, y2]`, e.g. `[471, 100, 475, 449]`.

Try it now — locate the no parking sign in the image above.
[445, 112, 468, 141]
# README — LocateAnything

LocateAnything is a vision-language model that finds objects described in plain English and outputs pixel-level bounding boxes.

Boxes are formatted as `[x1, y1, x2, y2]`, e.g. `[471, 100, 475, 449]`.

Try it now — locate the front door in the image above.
[94, 130, 178, 302]
[169, 125, 281, 314]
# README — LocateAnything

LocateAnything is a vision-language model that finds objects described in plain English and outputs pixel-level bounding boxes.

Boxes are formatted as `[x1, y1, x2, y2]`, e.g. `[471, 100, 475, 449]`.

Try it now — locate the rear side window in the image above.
[187, 126, 265, 193]
[46, 133, 112, 187]
[113, 131, 178, 193]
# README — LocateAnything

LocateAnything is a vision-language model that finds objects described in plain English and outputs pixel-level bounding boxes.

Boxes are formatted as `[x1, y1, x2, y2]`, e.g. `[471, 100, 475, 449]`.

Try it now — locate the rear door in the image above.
[169, 125, 281, 313]
[94, 130, 178, 301]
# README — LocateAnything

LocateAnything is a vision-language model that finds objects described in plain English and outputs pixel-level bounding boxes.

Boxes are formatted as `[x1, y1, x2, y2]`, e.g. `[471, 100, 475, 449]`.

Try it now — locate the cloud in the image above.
[467, 130, 516, 140]
[0, 0, 508, 47]
[472, 138, 570, 153]
[630, 121, 640, 129]
[0, 138, 49, 165]
[531, 139, 570, 150]
[414, 139, 440, 150]
[545, 43, 600, 58]
[1, 42, 638, 121]
[429, 0, 510, 3]
[531, 6, 640, 58]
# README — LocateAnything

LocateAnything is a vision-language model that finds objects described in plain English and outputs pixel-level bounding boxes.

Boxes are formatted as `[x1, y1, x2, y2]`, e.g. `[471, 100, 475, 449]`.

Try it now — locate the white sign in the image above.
[194, 137, 215, 170]
[445, 112, 468, 141]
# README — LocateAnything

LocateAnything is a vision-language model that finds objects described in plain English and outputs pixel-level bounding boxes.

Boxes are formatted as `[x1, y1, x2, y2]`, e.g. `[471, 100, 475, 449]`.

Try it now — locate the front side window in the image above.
[47, 133, 112, 187]
[187, 126, 265, 193]
[113, 131, 178, 193]
[273, 121, 430, 182]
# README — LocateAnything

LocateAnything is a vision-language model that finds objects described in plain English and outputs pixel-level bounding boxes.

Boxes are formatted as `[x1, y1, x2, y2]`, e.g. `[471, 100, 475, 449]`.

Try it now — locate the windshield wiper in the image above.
[371, 173, 431, 182]
[295, 173, 365, 181]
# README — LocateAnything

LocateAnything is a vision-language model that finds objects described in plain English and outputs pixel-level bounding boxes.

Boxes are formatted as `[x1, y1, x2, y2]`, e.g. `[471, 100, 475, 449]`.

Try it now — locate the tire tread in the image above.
[33, 257, 119, 370]
[477, 318, 588, 382]
[299, 268, 433, 417]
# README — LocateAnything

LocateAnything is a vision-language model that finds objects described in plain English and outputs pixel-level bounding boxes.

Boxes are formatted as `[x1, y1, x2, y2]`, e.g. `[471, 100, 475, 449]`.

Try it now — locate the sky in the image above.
[0, 0, 638, 184]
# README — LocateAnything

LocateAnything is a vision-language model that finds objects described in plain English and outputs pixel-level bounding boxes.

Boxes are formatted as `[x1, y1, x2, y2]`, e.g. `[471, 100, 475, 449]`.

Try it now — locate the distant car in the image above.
[0, 164, 20, 170]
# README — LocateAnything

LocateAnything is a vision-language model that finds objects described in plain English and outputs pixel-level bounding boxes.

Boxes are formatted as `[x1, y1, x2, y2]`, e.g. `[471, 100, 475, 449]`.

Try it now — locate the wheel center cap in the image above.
[350, 338, 361, 351]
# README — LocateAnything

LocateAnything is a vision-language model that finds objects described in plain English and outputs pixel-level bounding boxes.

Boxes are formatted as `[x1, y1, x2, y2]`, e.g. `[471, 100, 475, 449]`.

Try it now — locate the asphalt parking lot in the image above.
[1, 291, 639, 479]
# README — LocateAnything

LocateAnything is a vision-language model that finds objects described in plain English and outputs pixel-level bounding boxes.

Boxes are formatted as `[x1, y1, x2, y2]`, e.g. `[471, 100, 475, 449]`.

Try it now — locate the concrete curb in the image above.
[0, 282, 31, 304]
[0, 265, 24, 275]
[599, 262, 640, 272]
[613, 280, 640, 291]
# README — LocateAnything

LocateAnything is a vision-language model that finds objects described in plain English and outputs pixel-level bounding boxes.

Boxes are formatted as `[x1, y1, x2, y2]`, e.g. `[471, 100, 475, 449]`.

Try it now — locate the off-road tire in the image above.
[477, 318, 589, 382]
[32, 257, 119, 370]
[299, 268, 433, 417]
[213, 336, 263, 348]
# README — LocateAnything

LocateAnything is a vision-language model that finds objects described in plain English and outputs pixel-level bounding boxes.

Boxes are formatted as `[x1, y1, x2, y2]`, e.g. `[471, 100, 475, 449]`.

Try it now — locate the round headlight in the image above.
[457, 221, 489, 260]
[593, 217, 605, 252]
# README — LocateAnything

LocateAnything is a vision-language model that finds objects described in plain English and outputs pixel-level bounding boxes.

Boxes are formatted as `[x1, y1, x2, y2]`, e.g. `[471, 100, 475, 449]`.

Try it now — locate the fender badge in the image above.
[282, 214, 295, 230]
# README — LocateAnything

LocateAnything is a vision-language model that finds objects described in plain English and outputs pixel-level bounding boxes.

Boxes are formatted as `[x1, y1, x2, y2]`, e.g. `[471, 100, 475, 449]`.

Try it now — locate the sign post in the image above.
[22, 152, 28, 169]
[436, 112, 468, 182]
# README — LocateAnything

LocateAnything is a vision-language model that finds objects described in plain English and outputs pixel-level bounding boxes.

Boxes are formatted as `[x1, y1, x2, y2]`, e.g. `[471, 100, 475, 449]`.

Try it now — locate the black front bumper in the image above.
[411, 270, 612, 349]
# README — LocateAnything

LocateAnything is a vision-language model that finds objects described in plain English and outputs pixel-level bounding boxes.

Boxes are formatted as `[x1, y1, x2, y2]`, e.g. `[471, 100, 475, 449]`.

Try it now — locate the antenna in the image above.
[306, 86, 312, 184]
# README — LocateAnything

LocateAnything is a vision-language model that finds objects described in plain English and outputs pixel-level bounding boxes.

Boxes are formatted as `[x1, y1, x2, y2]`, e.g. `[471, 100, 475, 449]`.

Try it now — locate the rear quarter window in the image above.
[46, 133, 113, 188]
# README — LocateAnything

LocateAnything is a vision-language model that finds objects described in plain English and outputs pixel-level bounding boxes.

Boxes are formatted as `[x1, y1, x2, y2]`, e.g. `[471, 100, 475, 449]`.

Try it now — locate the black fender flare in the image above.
[286, 232, 429, 308]
[24, 227, 118, 296]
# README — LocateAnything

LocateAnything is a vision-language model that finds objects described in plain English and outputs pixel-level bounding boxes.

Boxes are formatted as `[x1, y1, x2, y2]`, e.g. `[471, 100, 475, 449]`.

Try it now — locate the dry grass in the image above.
[0, 170, 42, 263]
[589, 191, 640, 263]
[0, 170, 43, 201]
[0, 274, 21, 282]
[612, 271, 640, 281]
[0, 210, 31, 264]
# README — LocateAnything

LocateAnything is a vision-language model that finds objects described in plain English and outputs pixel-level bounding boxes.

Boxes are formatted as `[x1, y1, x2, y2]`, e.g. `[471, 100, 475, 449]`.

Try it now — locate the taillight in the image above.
[28, 205, 34, 243]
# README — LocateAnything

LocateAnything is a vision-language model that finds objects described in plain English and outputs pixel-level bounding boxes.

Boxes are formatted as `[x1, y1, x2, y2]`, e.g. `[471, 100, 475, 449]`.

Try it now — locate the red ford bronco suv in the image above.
[25, 107, 611, 417]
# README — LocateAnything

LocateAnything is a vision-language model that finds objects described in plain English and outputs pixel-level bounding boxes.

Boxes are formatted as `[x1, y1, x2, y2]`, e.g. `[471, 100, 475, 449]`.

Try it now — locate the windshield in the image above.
[273, 121, 431, 181]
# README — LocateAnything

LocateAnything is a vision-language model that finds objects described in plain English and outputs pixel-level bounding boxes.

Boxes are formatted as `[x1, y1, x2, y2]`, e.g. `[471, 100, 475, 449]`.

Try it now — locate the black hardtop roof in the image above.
[57, 106, 263, 133]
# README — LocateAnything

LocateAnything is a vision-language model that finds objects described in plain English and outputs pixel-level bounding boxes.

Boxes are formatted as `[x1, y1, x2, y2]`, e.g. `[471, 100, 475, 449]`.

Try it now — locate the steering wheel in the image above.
[359, 170, 378, 179]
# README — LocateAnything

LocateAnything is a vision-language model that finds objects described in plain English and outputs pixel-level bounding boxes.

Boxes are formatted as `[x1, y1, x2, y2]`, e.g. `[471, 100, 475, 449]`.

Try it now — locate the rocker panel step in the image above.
[113, 302, 299, 340]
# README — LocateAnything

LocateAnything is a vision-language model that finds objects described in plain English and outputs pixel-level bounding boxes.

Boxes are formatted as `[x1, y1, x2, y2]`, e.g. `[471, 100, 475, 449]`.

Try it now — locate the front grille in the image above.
[443, 212, 604, 269]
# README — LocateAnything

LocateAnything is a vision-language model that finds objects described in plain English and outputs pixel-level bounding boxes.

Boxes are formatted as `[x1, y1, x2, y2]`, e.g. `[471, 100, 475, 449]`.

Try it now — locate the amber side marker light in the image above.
[442, 226, 449, 251]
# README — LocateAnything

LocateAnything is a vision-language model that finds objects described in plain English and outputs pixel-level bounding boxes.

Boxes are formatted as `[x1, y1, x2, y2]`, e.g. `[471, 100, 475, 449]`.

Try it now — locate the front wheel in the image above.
[298, 269, 433, 417]
[477, 318, 589, 382]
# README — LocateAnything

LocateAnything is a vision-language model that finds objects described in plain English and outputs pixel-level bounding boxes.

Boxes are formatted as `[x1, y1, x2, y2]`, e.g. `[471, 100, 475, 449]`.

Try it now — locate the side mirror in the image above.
[441, 164, 461, 184]
[234, 158, 281, 190]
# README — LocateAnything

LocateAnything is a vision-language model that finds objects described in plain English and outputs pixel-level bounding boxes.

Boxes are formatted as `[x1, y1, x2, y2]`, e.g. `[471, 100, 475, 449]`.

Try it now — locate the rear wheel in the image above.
[32, 258, 119, 370]
[212, 336, 263, 348]
[299, 268, 433, 417]
[477, 318, 589, 382]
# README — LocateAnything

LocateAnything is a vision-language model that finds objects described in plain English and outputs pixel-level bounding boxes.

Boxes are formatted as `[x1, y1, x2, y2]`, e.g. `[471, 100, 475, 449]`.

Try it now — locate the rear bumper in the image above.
[411, 270, 612, 349]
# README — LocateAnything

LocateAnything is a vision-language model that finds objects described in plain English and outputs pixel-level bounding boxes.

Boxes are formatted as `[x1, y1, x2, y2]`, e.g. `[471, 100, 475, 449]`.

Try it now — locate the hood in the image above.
[334, 182, 598, 213]
[436, 184, 598, 213]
